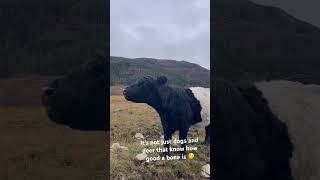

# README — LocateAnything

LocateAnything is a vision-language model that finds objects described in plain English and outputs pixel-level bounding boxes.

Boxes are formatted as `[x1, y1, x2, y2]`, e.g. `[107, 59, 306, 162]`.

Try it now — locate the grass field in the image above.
[110, 96, 210, 180]
[0, 77, 106, 180]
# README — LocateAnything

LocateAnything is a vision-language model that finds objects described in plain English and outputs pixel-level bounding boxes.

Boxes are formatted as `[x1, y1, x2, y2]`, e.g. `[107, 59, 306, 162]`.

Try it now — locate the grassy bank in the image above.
[0, 77, 106, 180]
[110, 96, 210, 179]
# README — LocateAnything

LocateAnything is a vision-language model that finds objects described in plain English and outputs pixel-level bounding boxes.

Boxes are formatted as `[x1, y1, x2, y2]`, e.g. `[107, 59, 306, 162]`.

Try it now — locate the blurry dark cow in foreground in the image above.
[41, 57, 108, 131]
[123, 76, 210, 155]
[214, 79, 320, 180]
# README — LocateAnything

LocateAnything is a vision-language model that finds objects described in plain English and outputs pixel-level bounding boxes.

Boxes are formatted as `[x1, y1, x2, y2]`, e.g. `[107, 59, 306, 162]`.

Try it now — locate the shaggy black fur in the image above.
[212, 79, 293, 180]
[124, 76, 209, 155]
[41, 56, 108, 131]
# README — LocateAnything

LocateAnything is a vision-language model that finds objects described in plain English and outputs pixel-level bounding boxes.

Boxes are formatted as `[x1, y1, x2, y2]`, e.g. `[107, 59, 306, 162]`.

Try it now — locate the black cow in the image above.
[213, 79, 295, 180]
[123, 76, 210, 155]
[41, 57, 108, 131]
[214, 78, 320, 180]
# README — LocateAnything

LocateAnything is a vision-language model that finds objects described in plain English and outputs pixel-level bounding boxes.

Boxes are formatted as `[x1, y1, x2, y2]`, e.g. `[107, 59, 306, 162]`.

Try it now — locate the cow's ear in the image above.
[156, 76, 167, 85]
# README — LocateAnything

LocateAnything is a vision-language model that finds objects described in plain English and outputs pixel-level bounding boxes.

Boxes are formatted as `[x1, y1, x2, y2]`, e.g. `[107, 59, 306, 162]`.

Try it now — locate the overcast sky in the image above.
[110, 0, 210, 69]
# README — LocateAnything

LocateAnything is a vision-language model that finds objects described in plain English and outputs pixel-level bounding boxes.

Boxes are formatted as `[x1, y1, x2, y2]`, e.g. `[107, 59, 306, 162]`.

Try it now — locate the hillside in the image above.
[0, 0, 107, 77]
[110, 56, 210, 87]
[213, 0, 320, 81]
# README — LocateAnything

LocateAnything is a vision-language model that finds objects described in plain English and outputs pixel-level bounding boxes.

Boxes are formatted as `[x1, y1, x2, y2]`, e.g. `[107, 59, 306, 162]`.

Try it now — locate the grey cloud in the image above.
[111, 0, 210, 69]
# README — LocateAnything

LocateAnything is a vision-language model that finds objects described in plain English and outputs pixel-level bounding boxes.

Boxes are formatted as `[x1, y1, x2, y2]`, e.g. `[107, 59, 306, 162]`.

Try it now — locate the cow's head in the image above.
[123, 76, 167, 105]
[41, 58, 108, 131]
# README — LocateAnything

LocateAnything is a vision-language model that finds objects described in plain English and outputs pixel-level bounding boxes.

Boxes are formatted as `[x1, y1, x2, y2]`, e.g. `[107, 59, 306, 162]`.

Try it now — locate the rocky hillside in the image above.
[110, 56, 210, 87]
[213, 0, 320, 81]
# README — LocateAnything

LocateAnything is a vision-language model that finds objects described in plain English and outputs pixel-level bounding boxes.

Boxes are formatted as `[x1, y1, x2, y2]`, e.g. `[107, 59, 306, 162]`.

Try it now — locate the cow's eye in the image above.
[137, 80, 144, 86]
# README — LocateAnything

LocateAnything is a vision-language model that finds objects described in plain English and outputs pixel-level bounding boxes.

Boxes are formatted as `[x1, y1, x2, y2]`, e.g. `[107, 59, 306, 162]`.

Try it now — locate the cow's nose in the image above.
[42, 86, 55, 96]
[123, 88, 127, 94]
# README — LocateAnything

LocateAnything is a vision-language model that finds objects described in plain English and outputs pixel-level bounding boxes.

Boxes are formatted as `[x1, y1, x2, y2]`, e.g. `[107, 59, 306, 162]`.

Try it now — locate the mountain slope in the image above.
[213, 0, 320, 81]
[110, 56, 209, 87]
[0, 0, 107, 77]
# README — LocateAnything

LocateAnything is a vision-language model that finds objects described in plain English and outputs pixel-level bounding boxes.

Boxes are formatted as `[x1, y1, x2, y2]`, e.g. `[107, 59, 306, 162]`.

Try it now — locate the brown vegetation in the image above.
[0, 77, 106, 180]
[110, 95, 210, 179]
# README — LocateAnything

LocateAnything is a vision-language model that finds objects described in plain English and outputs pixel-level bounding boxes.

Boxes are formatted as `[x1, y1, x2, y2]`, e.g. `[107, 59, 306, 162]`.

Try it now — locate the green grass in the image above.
[110, 96, 210, 179]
